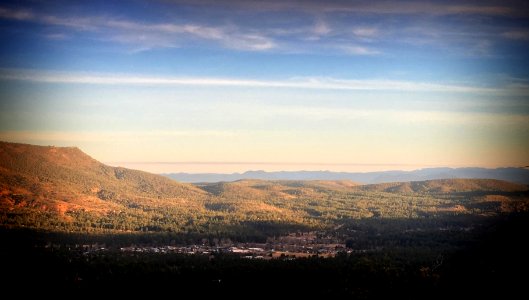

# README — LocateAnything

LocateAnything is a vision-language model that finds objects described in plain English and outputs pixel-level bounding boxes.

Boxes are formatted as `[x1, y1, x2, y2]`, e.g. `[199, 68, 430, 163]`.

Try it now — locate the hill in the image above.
[164, 167, 529, 184]
[1, 141, 528, 239]
[358, 178, 528, 194]
[0, 141, 208, 231]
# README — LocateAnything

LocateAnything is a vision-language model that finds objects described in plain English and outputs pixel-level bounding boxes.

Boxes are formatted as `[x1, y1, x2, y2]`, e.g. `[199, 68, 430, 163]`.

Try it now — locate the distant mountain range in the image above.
[163, 167, 529, 184]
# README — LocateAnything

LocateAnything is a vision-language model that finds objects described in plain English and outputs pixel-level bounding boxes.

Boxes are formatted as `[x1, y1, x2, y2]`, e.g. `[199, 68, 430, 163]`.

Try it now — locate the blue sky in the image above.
[0, 0, 528, 173]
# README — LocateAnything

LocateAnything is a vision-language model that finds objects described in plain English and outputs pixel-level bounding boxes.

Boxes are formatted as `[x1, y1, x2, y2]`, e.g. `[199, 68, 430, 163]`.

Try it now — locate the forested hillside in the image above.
[1, 141, 528, 240]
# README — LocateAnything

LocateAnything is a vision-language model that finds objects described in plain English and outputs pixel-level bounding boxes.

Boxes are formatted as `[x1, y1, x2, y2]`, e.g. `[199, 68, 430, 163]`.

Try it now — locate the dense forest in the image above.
[2, 212, 527, 297]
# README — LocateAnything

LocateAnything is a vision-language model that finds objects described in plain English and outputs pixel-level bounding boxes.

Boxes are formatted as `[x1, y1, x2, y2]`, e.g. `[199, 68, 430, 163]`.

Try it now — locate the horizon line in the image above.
[107, 161, 442, 166]
[105, 162, 524, 171]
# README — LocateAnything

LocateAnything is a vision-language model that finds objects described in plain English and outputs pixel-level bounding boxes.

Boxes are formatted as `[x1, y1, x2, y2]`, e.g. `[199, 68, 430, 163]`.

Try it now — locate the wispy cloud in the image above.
[313, 19, 331, 36]
[502, 30, 529, 40]
[228, 103, 529, 126]
[336, 2, 514, 16]
[340, 45, 381, 56]
[0, 6, 98, 30]
[0, 7, 33, 21]
[0, 6, 275, 51]
[351, 27, 380, 38]
[43, 33, 68, 40]
[0, 130, 237, 144]
[0, 1, 526, 57]
[167, 0, 523, 16]
[103, 20, 275, 51]
[0, 68, 497, 93]
[166, 0, 519, 17]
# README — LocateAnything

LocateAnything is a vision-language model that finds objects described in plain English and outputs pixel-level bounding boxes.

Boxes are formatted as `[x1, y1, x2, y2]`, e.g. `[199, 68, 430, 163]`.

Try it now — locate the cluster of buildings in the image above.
[116, 232, 347, 259]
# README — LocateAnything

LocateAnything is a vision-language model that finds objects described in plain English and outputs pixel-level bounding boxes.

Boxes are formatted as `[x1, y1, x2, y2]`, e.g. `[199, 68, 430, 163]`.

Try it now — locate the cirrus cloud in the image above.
[0, 68, 498, 94]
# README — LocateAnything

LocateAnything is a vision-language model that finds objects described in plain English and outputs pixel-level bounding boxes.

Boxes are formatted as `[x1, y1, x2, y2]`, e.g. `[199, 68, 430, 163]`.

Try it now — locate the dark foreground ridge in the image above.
[2, 212, 528, 298]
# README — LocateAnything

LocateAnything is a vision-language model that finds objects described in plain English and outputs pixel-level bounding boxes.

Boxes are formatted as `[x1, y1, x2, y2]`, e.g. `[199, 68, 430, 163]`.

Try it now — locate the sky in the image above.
[0, 0, 528, 173]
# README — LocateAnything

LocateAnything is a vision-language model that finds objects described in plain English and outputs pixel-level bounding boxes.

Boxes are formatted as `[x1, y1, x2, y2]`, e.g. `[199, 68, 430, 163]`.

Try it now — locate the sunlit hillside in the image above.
[1, 142, 528, 239]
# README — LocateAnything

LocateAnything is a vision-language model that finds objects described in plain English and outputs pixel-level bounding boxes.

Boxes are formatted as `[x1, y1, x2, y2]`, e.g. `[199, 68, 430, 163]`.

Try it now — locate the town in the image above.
[57, 232, 359, 259]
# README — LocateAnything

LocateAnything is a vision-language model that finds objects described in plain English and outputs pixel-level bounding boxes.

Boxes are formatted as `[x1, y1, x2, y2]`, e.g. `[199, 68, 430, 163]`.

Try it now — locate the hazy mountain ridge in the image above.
[164, 167, 529, 184]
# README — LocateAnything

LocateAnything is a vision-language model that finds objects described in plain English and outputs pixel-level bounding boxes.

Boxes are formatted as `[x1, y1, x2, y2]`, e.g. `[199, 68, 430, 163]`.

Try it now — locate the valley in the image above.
[1, 141, 528, 297]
